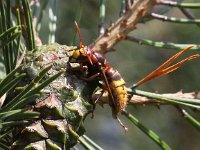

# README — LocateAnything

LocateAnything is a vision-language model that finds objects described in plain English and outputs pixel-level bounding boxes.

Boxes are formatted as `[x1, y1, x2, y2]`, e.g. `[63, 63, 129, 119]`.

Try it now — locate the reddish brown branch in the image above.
[90, 0, 157, 52]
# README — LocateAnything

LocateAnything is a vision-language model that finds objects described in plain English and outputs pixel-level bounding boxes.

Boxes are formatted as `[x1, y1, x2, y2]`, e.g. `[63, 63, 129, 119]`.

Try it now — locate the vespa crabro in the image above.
[68, 21, 199, 132]
[69, 21, 128, 131]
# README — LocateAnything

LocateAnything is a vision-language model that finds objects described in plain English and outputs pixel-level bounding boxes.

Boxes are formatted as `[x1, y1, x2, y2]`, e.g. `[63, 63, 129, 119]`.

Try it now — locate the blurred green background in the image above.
[37, 0, 200, 149]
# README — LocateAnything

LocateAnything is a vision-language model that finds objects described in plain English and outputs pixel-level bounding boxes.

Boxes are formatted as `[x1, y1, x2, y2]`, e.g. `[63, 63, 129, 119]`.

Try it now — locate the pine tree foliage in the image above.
[0, 0, 200, 149]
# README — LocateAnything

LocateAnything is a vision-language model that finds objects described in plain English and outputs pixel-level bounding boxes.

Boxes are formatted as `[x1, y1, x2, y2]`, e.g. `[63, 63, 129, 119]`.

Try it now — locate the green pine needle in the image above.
[0, 73, 26, 98]
[129, 89, 200, 110]
[180, 109, 200, 132]
[151, 13, 200, 24]
[160, 1, 200, 9]
[0, 65, 52, 112]
[0, 65, 23, 87]
[122, 111, 172, 150]
[21, 0, 35, 50]
[126, 36, 200, 50]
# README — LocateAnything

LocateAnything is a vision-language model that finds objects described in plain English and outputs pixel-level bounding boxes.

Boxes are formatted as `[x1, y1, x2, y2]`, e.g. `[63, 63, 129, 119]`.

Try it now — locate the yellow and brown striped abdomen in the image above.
[105, 68, 128, 118]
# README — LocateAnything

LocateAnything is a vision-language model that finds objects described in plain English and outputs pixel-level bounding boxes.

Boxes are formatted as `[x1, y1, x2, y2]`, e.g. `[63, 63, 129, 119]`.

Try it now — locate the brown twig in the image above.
[90, 0, 157, 52]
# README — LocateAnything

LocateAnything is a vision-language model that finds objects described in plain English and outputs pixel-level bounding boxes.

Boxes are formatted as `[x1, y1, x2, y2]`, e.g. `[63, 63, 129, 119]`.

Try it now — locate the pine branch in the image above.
[90, 0, 157, 52]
